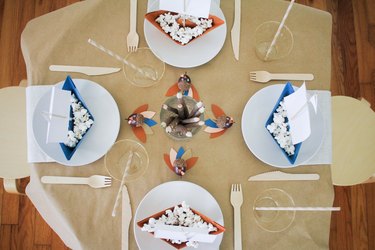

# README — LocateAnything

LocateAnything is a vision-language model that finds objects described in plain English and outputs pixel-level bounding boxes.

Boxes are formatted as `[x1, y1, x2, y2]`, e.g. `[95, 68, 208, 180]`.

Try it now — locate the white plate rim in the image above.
[133, 181, 224, 250]
[32, 78, 120, 166]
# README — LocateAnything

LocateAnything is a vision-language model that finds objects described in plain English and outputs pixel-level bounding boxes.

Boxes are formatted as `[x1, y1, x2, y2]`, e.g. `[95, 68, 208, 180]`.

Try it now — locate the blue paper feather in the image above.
[144, 118, 157, 127]
[205, 119, 218, 128]
[176, 147, 185, 159]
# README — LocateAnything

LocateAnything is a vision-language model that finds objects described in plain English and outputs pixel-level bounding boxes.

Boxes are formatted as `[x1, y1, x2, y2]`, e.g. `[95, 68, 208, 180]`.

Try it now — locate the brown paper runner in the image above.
[21, 0, 333, 249]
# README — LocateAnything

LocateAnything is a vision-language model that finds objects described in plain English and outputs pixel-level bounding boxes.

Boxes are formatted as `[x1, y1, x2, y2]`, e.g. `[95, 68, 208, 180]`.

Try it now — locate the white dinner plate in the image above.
[32, 79, 120, 166]
[144, 1, 227, 68]
[134, 181, 224, 250]
[241, 84, 324, 168]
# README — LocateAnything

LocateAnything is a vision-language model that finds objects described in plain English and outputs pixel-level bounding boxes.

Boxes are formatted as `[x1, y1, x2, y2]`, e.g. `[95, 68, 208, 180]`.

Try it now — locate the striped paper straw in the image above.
[264, 0, 295, 61]
[112, 151, 133, 217]
[255, 207, 341, 211]
[87, 38, 157, 81]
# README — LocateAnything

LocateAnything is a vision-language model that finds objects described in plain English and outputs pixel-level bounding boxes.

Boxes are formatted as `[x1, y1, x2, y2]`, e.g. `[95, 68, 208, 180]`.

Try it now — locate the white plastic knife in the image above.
[248, 171, 320, 181]
[49, 65, 121, 76]
[231, 0, 241, 60]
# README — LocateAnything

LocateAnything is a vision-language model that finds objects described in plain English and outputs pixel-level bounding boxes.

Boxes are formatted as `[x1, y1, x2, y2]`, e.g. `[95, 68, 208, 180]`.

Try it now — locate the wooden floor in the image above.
[0, 0, 374, 249]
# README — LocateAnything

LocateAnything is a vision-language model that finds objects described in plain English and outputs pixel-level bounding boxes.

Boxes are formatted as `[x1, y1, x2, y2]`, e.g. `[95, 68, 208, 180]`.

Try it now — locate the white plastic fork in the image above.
[249, 71, 314, 83]
[127, 0, 139, 52]
[230, 184, 243, 250]
[41, 175, 112, 189]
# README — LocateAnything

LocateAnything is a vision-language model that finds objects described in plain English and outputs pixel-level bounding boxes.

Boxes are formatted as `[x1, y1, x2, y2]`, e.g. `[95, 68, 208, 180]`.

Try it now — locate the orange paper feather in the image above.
[211, 104, 225, 118]
[165, 83, 180, 96]
[210, 130, 226, 138]
[164, 154, 174, 171]
[132, 126, 147, 143]
[133, 104, 148, 114]
[186, 157, 199, 170]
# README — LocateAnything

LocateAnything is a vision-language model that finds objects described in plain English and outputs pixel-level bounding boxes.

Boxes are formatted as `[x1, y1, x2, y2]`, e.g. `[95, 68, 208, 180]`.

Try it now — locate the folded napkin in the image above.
[303, 90, 332, 165]
[26, 85, 54, 163]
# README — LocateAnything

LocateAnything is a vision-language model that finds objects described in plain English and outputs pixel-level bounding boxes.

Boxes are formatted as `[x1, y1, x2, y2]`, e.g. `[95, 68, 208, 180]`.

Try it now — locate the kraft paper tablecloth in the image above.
[21, 0, 333, 249]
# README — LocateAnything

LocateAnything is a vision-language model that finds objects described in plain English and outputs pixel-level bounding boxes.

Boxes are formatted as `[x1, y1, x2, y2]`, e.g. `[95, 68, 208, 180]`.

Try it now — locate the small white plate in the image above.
[144, 1, 227, 68]
[32, 79, 120, 166]
[241, 84, 324, 168]
[134, 181, 224, 250]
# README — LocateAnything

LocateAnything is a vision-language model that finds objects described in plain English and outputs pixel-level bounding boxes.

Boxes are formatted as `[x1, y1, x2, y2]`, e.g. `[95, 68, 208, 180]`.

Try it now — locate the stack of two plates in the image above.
[32, 78, 120, 166]
[241, 84, 325, 168]
[144, 1, 227, 68]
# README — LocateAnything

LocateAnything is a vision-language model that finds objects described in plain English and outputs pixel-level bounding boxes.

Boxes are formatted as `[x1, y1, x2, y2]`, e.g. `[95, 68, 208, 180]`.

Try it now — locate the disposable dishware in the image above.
[87, 39, 160, 83]
[123, 48, 165, 87]
[249, 71, 314, 83]
[127, 0, 139, 52]
[262, 0, 295, 61]
[230, 184, 243, 250]
[241, 84, 324, 168]
[248, 171, 320, 181]
[230, 0, 241, 60]
[32, 79, 120, 166]
[49, 65, 121, 76]
[253, 188, 295, 232]
[112, 151, 133, 217]
[254, 21, 293, 61]
[104, 139, 149, 182]
[134, 181, 224, 250]
[144, 0, 226, 68]
[41, 175, 112, 188]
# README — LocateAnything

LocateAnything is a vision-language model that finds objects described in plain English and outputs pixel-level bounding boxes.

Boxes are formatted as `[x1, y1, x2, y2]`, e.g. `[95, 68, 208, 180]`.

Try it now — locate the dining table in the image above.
[21, 0, 334, 249]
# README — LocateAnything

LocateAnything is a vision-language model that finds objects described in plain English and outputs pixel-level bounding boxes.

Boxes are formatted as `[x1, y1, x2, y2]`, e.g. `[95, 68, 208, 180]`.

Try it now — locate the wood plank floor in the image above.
[1, 0, 374, 249]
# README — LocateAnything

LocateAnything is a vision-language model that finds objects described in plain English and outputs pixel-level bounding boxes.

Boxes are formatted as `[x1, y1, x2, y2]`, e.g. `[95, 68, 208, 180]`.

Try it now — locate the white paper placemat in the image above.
[147, 0, 221, 12]
[26, 85, 54, 163]
[304, 90, 332, 165]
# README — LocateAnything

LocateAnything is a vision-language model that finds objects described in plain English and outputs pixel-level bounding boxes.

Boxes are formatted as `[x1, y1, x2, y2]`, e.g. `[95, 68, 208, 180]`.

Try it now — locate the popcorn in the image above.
[140, 201, 218, 248]
[155, 12, 213, 45]
[266, 100, 295, 156]
[64, 94, 94, 148]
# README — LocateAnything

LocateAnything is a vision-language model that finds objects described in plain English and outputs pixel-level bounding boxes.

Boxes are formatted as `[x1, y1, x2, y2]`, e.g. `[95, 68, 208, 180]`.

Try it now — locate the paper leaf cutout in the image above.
[169, 148, 177, 164]
[210, 130, 226, 138]
[211, 104, 225, 118]
[186, 157, 198, 170]
[181, 149, 192, 161]
[141, 111, 156, 119]
[205, 119, 219, 128]
[176, 146, 185, 159]
[188, 88, 193, 97]
[164, 154, 174, 171]
[142, 124, 154, 135]
[132, 126, 146, 143]
[133, 104, 148, 114]
[165, 83, 179, 96]
[144, 118, 157, 127]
